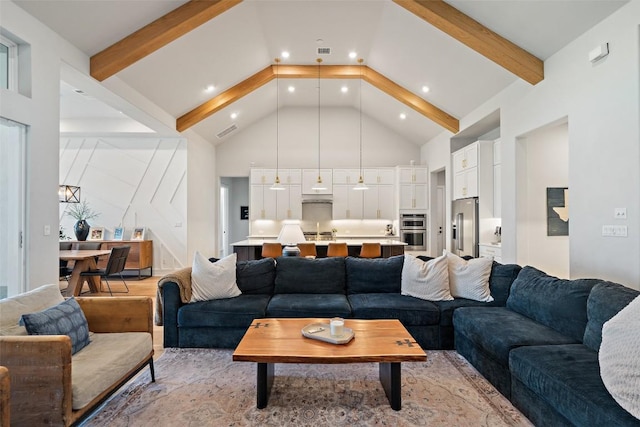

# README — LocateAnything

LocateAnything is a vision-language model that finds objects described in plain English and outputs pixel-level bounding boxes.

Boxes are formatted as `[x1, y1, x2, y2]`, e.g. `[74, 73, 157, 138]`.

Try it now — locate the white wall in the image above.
[217, 107, 422, 176]
[422, 2, 640, 289]
[516, 122, 569, 278]
[59, 136, 187, 275]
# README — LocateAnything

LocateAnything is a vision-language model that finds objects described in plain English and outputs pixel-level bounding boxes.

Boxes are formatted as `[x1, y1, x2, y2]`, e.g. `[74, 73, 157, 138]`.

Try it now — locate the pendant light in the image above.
[270, 57, 285, 190]
[311, 58, 327, 191]
[353, 58, 369, 191]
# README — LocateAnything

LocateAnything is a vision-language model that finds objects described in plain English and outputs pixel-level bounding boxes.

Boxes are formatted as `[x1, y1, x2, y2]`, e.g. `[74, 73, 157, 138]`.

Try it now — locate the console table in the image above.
[68, 240, 153, 279]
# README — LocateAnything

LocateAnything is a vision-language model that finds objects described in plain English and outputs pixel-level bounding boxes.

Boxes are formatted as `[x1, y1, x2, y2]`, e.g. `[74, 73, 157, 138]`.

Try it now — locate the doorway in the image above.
[430, 169, 446, 257]
[219, 184, 229, 258]
[0, 117, 26, 297]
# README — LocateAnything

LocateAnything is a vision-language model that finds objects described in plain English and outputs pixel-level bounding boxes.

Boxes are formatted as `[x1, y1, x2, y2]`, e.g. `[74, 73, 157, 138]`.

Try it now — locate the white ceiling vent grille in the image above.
[216, 123, 238, 139]
[317, 47, 331, 55]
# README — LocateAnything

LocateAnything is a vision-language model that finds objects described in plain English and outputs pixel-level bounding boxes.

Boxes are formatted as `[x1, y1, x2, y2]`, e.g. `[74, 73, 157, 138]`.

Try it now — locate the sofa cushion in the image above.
[236, 258, 276, 295]
[583, 281, 640, 351]
[178, 294, 271, 328]
[348, 293, 440, 326]
[510, 344, 640, 427]
[190, 252, 241, 302]
[433, 298, 499, 327]
[274, 257, 346, 294]
[72, 332, 152, 409]
[345, 255, 403, 294]
[21, 297, 90, 355]
[266, 294, 351, 318]
[487, 263, 522, 306]
[453, 307, 578, 366]
[401, 254, 452, 301]
[0, 284, 64, 336]
[506, 266, 599, 342]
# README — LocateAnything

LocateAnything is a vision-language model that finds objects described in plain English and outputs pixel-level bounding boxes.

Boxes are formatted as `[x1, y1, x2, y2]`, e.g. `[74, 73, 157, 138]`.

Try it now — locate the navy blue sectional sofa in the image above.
[160, 255, 521, 350]
[454, 266, 640, 426]
[160, 256, 640, 426]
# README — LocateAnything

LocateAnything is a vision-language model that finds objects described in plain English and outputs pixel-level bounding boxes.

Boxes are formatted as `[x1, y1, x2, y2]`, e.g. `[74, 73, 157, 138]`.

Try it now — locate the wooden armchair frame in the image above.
[0, 296, 154, 426]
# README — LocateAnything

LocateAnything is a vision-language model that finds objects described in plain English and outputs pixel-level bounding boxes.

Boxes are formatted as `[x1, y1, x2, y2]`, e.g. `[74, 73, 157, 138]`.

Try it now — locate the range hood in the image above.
[301, 198, 332, 204]
[301, 198, 332, 221]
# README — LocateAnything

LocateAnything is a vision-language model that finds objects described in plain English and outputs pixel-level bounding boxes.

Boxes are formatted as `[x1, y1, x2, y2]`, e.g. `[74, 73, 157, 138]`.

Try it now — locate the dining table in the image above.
[59, 249, 112, 297]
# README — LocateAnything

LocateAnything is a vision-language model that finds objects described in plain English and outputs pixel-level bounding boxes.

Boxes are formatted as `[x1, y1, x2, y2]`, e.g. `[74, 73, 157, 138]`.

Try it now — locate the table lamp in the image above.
[277, 222, 306, 256]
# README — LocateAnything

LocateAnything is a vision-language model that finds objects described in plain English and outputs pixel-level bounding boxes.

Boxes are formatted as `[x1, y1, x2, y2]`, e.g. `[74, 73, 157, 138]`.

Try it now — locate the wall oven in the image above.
[400, 213, 427, 251]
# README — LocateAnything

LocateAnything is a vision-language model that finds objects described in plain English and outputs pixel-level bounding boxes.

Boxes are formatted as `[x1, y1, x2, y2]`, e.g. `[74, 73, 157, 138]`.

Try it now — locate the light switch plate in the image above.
[602, 225, 628, 237]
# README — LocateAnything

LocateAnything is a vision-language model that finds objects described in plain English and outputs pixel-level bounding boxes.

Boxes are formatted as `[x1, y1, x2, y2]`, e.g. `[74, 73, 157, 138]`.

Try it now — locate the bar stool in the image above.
[297, 242, 317, 258]
[261, 243, 282, 258]
[326, 242, 348, 257]
[359, 242, 381, 258]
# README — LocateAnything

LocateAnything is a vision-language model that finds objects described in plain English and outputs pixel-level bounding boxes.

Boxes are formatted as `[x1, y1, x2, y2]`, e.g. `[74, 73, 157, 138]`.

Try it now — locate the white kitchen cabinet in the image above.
[400, 183, 428, 210]
[452, 144, 478, 173]
[332, 184, 363, 219]
[302, 168, 333, 194]
[363, 184, 394, 220]
[276, 184, 302, 220]
[479, 244, 502, 263]
[364, 168, 396, 185]
[333, 169, 361, 185]
[453, 169, 478, 200]
[277, 168, 301, 185]
[399, 166, 427, 184]
[250, 185, 277, 220]
[493, 139, 502, 218]
[250, 168, 276, 185]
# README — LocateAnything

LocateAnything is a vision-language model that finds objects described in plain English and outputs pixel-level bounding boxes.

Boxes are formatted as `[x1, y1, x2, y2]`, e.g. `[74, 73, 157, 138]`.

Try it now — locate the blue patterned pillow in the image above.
[21, 297, 90, 354]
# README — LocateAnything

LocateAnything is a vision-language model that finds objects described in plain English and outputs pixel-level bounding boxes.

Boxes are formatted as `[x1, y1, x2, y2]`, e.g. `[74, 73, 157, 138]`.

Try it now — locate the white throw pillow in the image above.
[190, 252, 241, 302]
[444, 250, 494, 302]
[401, 254, 453, 301]
[599, 295, 640, 419]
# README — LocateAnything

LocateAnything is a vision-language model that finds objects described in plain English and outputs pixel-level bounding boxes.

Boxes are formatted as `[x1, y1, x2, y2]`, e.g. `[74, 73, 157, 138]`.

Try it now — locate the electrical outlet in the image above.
[614, 208, 627, 219]
[602, 225, 628, 237]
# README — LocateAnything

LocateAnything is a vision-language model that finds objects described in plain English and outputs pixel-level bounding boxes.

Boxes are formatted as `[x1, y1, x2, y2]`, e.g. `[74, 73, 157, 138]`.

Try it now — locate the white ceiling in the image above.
[15, 0, 628, 145]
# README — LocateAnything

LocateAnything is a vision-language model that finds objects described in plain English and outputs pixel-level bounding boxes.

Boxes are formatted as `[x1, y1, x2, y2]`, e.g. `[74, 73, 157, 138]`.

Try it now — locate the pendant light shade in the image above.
[353, 57, 369, 191]
[271, 57, 285, 190]
[311, 58, 327, 191]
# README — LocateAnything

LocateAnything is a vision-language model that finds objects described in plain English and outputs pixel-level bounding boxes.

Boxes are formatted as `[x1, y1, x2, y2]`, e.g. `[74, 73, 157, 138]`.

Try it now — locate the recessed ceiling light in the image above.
[288, 86, 295, 93]
[399, 113, 407, 120]
[349, 51, 357, 59]
[422, 85, 430, 93]
[205, 85, 215, 93]
[281, 51, 290, 59]
[230, 112, 238, 119]
[341, 86, 348, 93]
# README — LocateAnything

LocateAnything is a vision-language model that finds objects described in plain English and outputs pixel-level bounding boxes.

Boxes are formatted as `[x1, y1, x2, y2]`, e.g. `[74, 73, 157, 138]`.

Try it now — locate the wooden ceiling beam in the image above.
[393, 0, 544, 85]
[90, 0, 243, 81]
[177, 63, 459, 133]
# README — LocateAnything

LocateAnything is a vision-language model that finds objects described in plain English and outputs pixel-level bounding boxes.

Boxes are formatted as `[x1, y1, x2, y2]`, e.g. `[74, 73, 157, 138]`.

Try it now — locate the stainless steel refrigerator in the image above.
[451, 197, 479, 257]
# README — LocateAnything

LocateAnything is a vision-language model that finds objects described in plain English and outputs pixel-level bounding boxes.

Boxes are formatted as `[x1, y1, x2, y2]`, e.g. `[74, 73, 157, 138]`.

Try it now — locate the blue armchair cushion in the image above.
[274, 257, 346, 294]
[510, 344, 640, 426]
[583, 281, 640, 351]
[346, 255, 404, 294]
[506, 266, 598, 341]
[266, 294, 351, 318]
[348, 293, 440, 326]
[21, 297, 90, 355]
[178, 294, 271, 328]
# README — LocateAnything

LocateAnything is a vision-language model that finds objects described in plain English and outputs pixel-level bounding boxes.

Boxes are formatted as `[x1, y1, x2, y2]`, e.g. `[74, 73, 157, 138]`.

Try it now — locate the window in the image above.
[0, 35, 18, 91]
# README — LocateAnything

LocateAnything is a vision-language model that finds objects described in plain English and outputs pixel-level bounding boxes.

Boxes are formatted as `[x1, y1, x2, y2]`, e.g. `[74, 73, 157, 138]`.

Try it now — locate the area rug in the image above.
[81, 349, 532, 427]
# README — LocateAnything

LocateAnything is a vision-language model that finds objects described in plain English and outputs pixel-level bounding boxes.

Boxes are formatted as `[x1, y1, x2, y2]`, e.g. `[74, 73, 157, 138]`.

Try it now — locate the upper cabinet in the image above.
[493, 139, 502, 218]
[398, 166, 428, 210]
[451, 140, 495, 218]
[302, 169, 333, 195]
[364, 168, 396, 185]
[333, 169, 361, 185]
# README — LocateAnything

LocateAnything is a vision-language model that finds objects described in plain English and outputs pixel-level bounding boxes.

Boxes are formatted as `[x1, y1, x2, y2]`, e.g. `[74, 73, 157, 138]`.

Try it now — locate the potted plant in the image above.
[65, 200, 100, 241]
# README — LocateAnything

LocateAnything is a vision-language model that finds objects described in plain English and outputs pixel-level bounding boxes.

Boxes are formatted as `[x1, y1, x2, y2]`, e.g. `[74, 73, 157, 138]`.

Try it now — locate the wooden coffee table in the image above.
[232, 318, 426, 410]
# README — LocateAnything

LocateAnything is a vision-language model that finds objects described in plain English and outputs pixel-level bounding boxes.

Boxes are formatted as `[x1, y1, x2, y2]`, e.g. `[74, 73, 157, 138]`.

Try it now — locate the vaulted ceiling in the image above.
[16, 0, 627, 145]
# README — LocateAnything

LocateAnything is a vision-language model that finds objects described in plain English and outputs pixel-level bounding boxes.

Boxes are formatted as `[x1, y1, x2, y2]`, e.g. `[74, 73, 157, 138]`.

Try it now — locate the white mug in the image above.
[330, 317, 344, 337]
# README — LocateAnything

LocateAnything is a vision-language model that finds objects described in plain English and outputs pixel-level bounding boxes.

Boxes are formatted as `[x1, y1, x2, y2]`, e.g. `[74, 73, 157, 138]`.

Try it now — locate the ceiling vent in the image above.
[216, 123, 238, 139]
[317, 47, 331, 55]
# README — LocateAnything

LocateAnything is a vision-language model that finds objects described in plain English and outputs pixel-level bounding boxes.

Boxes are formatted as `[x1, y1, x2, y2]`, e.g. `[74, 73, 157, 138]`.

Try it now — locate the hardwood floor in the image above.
[61, 276, 164, 358]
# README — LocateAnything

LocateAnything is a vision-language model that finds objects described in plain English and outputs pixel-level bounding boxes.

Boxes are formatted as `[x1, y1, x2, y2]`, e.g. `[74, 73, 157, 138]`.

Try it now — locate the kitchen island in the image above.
[232, 238, 407, 261]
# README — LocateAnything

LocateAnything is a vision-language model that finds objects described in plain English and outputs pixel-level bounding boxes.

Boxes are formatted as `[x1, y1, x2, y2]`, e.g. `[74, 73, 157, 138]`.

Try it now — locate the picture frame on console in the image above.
[113, 227, 124, 241]
[131, 227, 146, 241]
[88, 227, 104, 240]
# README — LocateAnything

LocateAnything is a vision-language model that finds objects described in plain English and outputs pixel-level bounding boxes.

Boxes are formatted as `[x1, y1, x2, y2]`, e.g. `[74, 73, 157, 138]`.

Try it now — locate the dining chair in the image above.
[359, 242, 382, 258]
[326, 242, 348, 257]
[261, 243, 283, 259]
[80, 246, 130, 296]
[297, 242, 317, 258]
[73, 241, 102, 250]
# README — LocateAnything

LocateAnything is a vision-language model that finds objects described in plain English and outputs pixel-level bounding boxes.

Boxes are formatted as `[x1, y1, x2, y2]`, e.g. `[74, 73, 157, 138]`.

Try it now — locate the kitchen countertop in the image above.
[232, 239, 407, 246]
